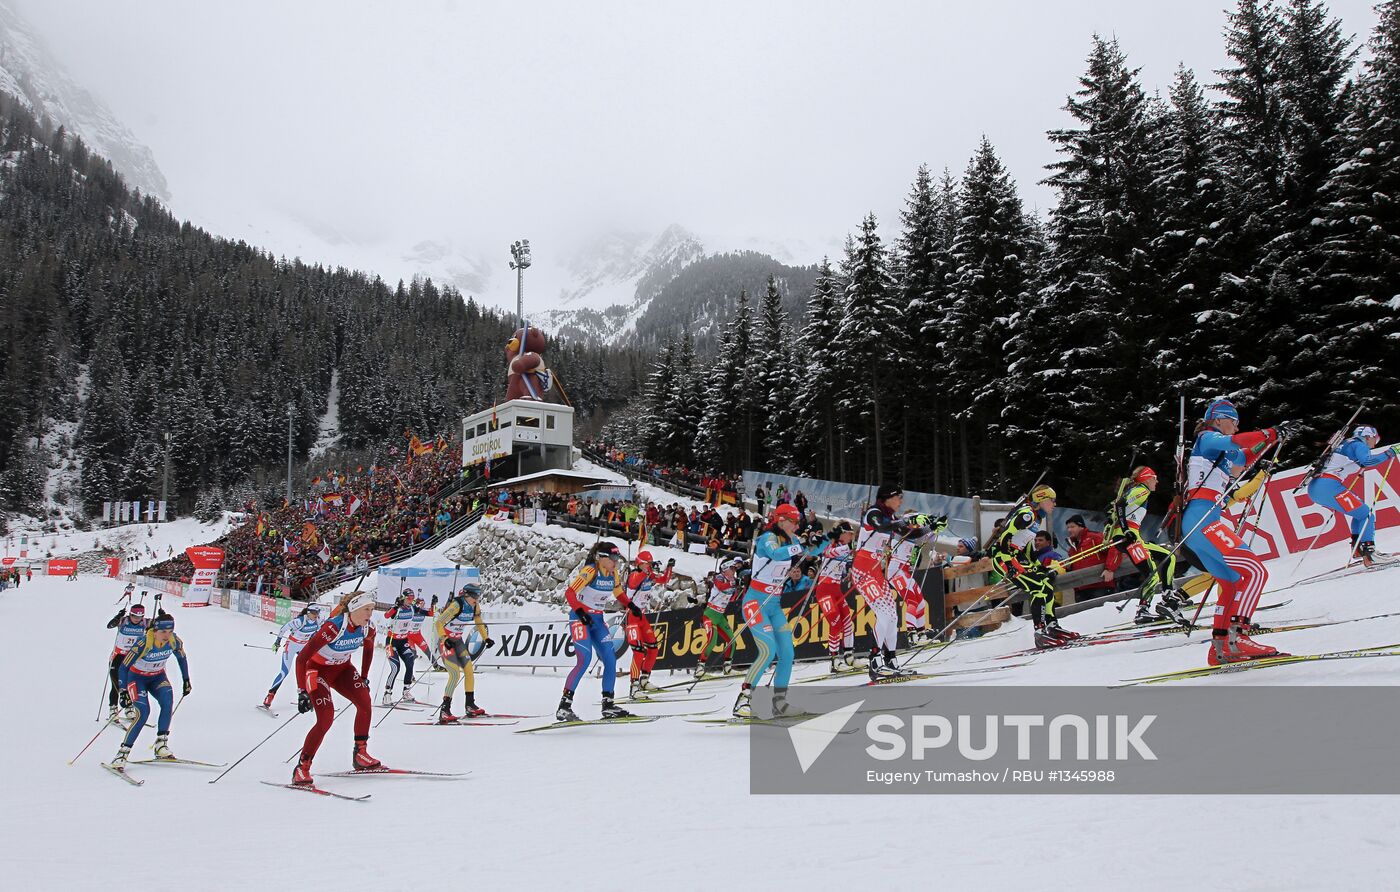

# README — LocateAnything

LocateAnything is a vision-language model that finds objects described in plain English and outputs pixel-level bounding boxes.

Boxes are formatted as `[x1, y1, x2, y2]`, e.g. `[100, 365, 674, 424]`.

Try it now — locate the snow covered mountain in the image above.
[534, 225, 706, 344]
[0, 0, 169, 201]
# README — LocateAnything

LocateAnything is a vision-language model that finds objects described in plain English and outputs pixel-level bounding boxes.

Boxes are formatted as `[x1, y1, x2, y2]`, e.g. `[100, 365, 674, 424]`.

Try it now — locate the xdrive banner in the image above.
[747, 686, 1400, 795]
[1236, 453, 1399, 562]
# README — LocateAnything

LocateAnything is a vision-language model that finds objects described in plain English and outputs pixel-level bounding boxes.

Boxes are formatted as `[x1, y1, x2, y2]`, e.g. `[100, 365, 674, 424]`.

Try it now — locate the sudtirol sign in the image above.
[467, 431, 512, 464]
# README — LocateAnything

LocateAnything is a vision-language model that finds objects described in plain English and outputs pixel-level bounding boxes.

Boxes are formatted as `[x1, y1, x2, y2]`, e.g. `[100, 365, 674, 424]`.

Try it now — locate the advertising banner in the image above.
[184, 546, 225, 607]
[46, 558, 77, 576]
[1231, 453, 1399, 562]
[104, 557, 122, 577]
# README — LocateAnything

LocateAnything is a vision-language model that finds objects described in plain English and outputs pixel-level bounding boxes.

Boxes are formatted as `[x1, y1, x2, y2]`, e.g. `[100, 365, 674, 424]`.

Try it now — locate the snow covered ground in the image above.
[7, 529, 1400, 891]
[2, 515, 232, 571]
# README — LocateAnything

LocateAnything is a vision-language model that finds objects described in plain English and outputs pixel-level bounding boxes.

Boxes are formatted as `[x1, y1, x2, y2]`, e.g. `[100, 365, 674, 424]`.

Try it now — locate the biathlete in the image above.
[695, 558, 744, 678]
[1184, 398, 1294, 664]
[1103, 467, 1185, 625]
[732, 504, 804, 718]
[105, 601, 148, 721]
[435, 582, 493, 723]
[624, 550, 674, 698]
[263, 602, 323, 708]
[292, 590, 382, 786]
[1305, 424, 1399, 567]
[382, 594, 427, 705]
[110, 612, 190, 769]
[555, 541, 633, 722]
[812, 522, 856, 670]
[990, 484, 1080, 649]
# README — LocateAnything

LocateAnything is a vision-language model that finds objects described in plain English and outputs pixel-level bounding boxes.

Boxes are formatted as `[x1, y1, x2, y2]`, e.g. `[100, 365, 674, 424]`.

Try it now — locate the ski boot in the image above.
[693, 661, 709, 679]
[721, 659, 734, 676]
[380, 690, 394, 707]
[107, 704, 119, 722]
[1358, 540, 1377, 568]
[1207, 630, 1246, 666]
[292, 754, 314, 786]
[1154, 598, 1187, 626]
[883, 650, 906, 677]
[772, 687, 792, 717]
[1034, 623, 1069, 650]
[556, 690, 581, 723]
[1133, 603, 1157, 625]
[400, 688, 418, 704]
[262, 690, 276, 708]
[637, 672, 658, 693]
[462, 694, 486, 718]
[829, 654, 840, 674]
[629, 678, 645, 700]
[351, 736, 383, 772]
[111, 744, 131, 770]
[867, 651, 889, 681]
[601, 693, 632, 719]
[841, 649, 855, 668]
[438, 697, 459, 724]
[1046, 618, 1081, 639]
[1230, 619, 1280, 659]
[153, 734, 174, 760]
[732, 687, 753, 718]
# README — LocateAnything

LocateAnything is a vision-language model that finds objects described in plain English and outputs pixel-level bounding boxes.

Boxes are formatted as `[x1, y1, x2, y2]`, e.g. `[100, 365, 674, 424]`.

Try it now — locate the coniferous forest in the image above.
[0, 92, 646, 518]
[627, 0, 1400, 506]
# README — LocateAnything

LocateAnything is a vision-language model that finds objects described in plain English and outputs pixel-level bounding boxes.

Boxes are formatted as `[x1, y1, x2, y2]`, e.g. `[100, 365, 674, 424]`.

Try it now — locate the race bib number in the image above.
[1126, 543, 1149, 565]
[570, 620, 588, 642]
[626, 625, 641, 645]
[742, 600, 765, 628]
[1203, 521, 1245, 553]
[1336, 490, 1363, 512]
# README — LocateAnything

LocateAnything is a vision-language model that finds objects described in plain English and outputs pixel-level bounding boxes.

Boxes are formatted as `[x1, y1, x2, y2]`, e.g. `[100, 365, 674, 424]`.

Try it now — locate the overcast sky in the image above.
[10, 0, 1383, 298]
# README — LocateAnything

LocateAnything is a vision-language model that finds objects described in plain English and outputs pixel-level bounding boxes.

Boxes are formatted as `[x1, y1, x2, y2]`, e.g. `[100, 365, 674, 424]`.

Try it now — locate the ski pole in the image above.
[211, 710, 304, 784]
[70, 715, 121, 765]
[285, 701, 351, 763]
[95, 668, 110, 722]
[899, 575, 1016, 669]
[243, 643, 278, 650]
[911, 583, 1019, 669]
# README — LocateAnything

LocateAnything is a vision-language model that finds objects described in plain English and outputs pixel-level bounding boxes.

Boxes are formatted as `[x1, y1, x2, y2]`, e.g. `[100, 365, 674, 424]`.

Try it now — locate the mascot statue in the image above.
[505, 322, 555, 402]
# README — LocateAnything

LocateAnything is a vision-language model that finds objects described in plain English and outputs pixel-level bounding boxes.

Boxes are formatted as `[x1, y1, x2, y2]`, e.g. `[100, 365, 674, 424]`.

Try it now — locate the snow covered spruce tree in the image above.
[832, 214, 903, 484]
[792, 257, 847, 480]
[755, 276, 798, 473]
[892, 164, 958, 491]
[1282, 0, 1400, 438]
[694, 289, 755, 471]
[1006, 35, 1164, 496]
[1147, 65, 1238, 395]
[940, 137, 1040, 494]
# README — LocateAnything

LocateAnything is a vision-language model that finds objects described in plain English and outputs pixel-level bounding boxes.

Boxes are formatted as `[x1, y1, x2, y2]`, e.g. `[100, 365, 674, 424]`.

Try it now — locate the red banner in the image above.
[184, 546, 224, 607]
[185, 546, 225, 570]
[1, 557, 14, 567]
[1229, 454, 1400, 562]
[46, 559, 77, 576]
[104, 557, 122, 577]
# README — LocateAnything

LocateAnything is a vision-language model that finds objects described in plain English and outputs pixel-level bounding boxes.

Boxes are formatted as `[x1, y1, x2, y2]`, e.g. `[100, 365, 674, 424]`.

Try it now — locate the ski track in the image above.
[5, 530, 1400, 890]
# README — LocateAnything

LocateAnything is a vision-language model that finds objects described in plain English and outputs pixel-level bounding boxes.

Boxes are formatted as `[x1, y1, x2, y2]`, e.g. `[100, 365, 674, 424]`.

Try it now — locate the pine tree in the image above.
[833, 214, 900, 483]
[1148, 65, 1237, 393]
[942, 137, 1039, 493]
[1289, 0, 1400, 435]
[755, 276, 796, 472]
[639, 339, 677, 461]
[1014, 35, 1162, 498]
[892, 165, 957, 490]
[793, 258, 845, 479]
[694, 290, 753, 472]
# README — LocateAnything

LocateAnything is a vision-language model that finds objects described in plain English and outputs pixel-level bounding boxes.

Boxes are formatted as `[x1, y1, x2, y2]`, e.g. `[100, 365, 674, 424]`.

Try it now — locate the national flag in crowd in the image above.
[317, 544, 332, 563]
[302, 522, 319, 546]
[322, 493, 343, 506]
[311, 475, 322, 486]
[283, 538, 298, 556]
[347, 495, 363, 516]
[255, 515, 265, 537]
